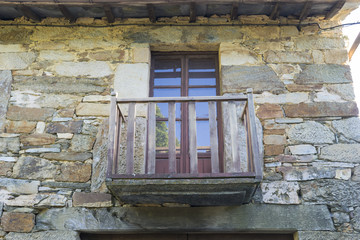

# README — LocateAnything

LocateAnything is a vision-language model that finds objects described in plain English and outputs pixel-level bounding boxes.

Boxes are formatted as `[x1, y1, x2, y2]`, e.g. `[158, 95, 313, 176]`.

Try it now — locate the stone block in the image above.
[0, 156, 17, 162]
[58, 108, 75, 118]
[326, 84, 355, 101]
[264, 135, 286, 145]
[0, 161, 13, 176]
[269, 64, 301, 81]
[335, 169, 351, 180]
[0, 137, 20, 153]
[278, 166, 335, 181]
[312, 50, 324, 63]
[0, 70, 12, 132]
[41, 152, 92, 162]
[0, 44, 24, 52]
[288, 145, 316, 155]
[36, 122, 46, 133]
[275, 118, 303, 124]
[39, 50, 75, 61]
[89, 49, 126, 61]
[36, 194, 67, 207]
[83, 95, 110, 102]
[333, 117, 360, 142]
[320, 144, 360, 163]
[0, 178, 39, 194]
[25, 148, 60, 153]
[55, 163, 91, 183]
[264, 50, 312, 63]
[261, 181, 300, 204]
[76, 103, 110, 117]
[296, 231, 360, 240]
[286, 84, 322, 92]
[287, 121, 334, 144]
[314, 90, 343, 102]
[0, 52, 36, 70]
[254, 92, 308, 104]
[3, 194, 38, 207]
[12, 156, 59, 180]
[264, 129, 286, 135]
[133, 46, 150, 63]
[283, 102, 358, 118]
[295, 64, 352, 84]
[221, 65, 284, 93]
[256, 104, 283, 119]
[352, 165, 360, 181]
[7, 106, 55, 121]
[220, 43, 260, 66]
[20, 133, 56, 146]
[69, 134, 95, 152]
[295, 36, 345, 50]
[55, 61, 112, 78]
[5, 231, 80, 240]
[280, 26, 299, 38]
[72, 192, 112, 207]
[114, 63, 150, 98]
[4, 121, 36, 133]
[46, 121, 83, 134]
[1, 212, 34, 233]
[324, 49, 348, 64]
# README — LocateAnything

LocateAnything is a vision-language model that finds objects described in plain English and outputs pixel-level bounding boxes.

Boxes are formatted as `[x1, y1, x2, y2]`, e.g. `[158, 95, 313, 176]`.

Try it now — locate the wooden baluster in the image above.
[126, 102, 136, 174]
[208, 101, 219, 173]
[107, 92, 117, 177]
[188, 102, 198, 174]
[168, 102, 176, 173]
[228, 101, 240, 172]
[147, 102, 156, 174]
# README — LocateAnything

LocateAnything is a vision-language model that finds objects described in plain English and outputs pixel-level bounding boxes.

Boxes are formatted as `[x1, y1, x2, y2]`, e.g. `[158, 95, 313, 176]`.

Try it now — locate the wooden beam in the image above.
[147, 3, 156, 23]
[325, 0, 345, 20]
[269, 2, 279, 20]
[349, 32, 360, 61]
[104, 4, 115, 23]
[189, 2, 196, 23]
[299, 1, 312, 21]
[18, 5, 41, 22]
[58, 5, 76, 23]
[230, 2, 239, 21]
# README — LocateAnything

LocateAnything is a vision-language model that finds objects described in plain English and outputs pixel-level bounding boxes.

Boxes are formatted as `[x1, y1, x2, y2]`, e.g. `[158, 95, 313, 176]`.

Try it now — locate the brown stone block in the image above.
[256, 104, 283, 119]
[265, 145, 284, 156]
[73, 192, 112, 207]
[58, 108, 75, 118]
[7, 106, 55, 121]
[0, 161, 14, 176]
[5, 121, 36, 133]
[264, 129, 286, 135]
[275, 154, 297, 163]
[46, 121, 83, 134]
[284, 102, 358, 118]
[41, 152, 92, 162]
[286, 84, 322, 92]
[20, 133, 56, 146]
[56, 163, 91, 183]
[1, 212, 35, 233]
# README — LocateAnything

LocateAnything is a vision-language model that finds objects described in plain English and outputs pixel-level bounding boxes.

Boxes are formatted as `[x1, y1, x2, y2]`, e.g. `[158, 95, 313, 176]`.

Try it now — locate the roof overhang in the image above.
[0, 0, 358, 23]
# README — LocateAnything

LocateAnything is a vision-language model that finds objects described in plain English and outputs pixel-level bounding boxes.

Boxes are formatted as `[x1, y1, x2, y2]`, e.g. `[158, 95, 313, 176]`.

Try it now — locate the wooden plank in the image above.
[246, 88, 262, 180]
[228, 101, 240, 172]
[299, 1, 312, 21]
[325, 0, 345, 20]
[126, 102, 136, 174]
[168, 102, 177, 173]
[188, 102, 198, 174]
[104, 4, 115, 23]
[147, 103, 156, 174]
[58, 5, 76, 23]
[208, 101, 219, 173]
[269, 2, 279, 20]
[189, 2, 196, 23]
[230, 2, 238, 21]
[147, 3, 156, 23]
[116, 95, 248, 104]
[18, 5, 41, 22]
[349, 32, 360, 61]
[107, 92, 118, 177]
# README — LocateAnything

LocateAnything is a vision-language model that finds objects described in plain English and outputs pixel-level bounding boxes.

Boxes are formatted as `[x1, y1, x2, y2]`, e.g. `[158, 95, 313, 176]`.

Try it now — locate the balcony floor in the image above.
[106, 178, 260, 206]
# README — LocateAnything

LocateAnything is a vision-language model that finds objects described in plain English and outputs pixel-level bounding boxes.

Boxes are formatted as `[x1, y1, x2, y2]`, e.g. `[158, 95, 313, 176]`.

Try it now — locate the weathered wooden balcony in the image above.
[106, 89, 262, 206]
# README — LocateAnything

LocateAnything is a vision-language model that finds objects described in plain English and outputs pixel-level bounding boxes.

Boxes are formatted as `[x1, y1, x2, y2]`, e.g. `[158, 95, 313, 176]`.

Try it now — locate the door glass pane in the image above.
[156, 121, 181, 152]
[154, 59, 181, 86]
[195, 102, 209, 118]
[189, 58, 216, 86]
[156, 103, 181, 119]
[153, 88, 181, 97]
[189, 88, 216, 96]
[196, 120, 210, 153]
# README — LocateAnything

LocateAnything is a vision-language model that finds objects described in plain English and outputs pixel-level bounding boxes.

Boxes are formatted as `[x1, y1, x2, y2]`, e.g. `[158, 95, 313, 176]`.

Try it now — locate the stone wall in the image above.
[0, 14, 359, 239]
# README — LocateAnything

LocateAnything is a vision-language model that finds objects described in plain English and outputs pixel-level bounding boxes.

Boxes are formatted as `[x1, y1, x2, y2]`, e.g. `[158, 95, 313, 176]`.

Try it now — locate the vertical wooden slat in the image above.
[228, 101, 240, 172]
[247, 88, 262, 180]
[208, 101, 219, 173]
[147, 102, 156, 174]
[126, 102, 136, 174]
[188, 102, 198, 174]
[107, 92, 117, 177]
[115, 107, 122, 174]
[168, 102, 176, 173]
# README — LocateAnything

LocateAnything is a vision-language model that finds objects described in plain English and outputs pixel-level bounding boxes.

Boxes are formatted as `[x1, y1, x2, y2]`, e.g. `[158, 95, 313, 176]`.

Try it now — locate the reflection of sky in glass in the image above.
[154, 77, 181, 86]
[189, 88, 216, 96]
[156, 103, 181, 118]
[196, 121, 210, 147]
[189, 78, 216, 85]
[154, 88, 181, 97]
[189, 68, 215, 72]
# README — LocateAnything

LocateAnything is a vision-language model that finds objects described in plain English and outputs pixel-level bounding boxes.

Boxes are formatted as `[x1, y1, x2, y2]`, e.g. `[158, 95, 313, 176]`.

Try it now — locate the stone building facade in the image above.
[0, 1, 360, 239]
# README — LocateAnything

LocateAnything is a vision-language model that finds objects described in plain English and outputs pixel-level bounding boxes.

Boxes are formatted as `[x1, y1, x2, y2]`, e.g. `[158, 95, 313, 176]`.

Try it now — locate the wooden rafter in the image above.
[325, 0, 345, 20]
[349, 32, 360, 61]
[58, 5, 76, 23]
[299, 1, 312, 21]
[189, 2, 196, 23]
[230, 2, 239, 21]
[104, 4, 115, 23]
[147, 3, 156, 23]
[269, 2, 279, 20]
[18, 5, 41, 22]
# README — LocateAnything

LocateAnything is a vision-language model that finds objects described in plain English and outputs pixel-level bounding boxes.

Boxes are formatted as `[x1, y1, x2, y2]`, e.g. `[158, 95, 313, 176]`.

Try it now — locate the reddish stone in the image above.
[286, 84, 322, 92]
[55, 163, 91, 183]
[275, 154, 297, 163]
[20, 133, 56, 146]
[265, 145, 284, 156]
[5, 121, 36, 133]
[264, 129, 286, 135]
[58, 108, 75, 118]
[72, 192, 112, 207]
[46, 121, 83, 134]
[7, 106, 54, 121]
[1, 212, 35, 233]
[284, 102, 358, 118]
[257, 104, 283, 119]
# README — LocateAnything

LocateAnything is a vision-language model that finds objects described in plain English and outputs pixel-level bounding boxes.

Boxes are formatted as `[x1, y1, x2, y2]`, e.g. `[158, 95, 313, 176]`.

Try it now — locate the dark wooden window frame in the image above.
[149, 52, 224, 174]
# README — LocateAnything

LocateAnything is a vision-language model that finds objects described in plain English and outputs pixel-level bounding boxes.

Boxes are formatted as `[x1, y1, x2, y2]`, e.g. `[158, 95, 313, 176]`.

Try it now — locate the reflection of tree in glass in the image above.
[155, 105, 180, 148]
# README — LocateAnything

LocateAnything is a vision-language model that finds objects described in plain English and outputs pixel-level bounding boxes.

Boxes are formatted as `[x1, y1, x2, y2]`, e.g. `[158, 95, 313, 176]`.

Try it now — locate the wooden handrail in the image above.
[115, 95, 247, 103]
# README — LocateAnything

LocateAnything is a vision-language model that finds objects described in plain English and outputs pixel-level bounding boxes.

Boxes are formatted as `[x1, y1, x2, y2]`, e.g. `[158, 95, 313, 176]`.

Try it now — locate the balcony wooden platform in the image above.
[106, 89, 262, 206]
